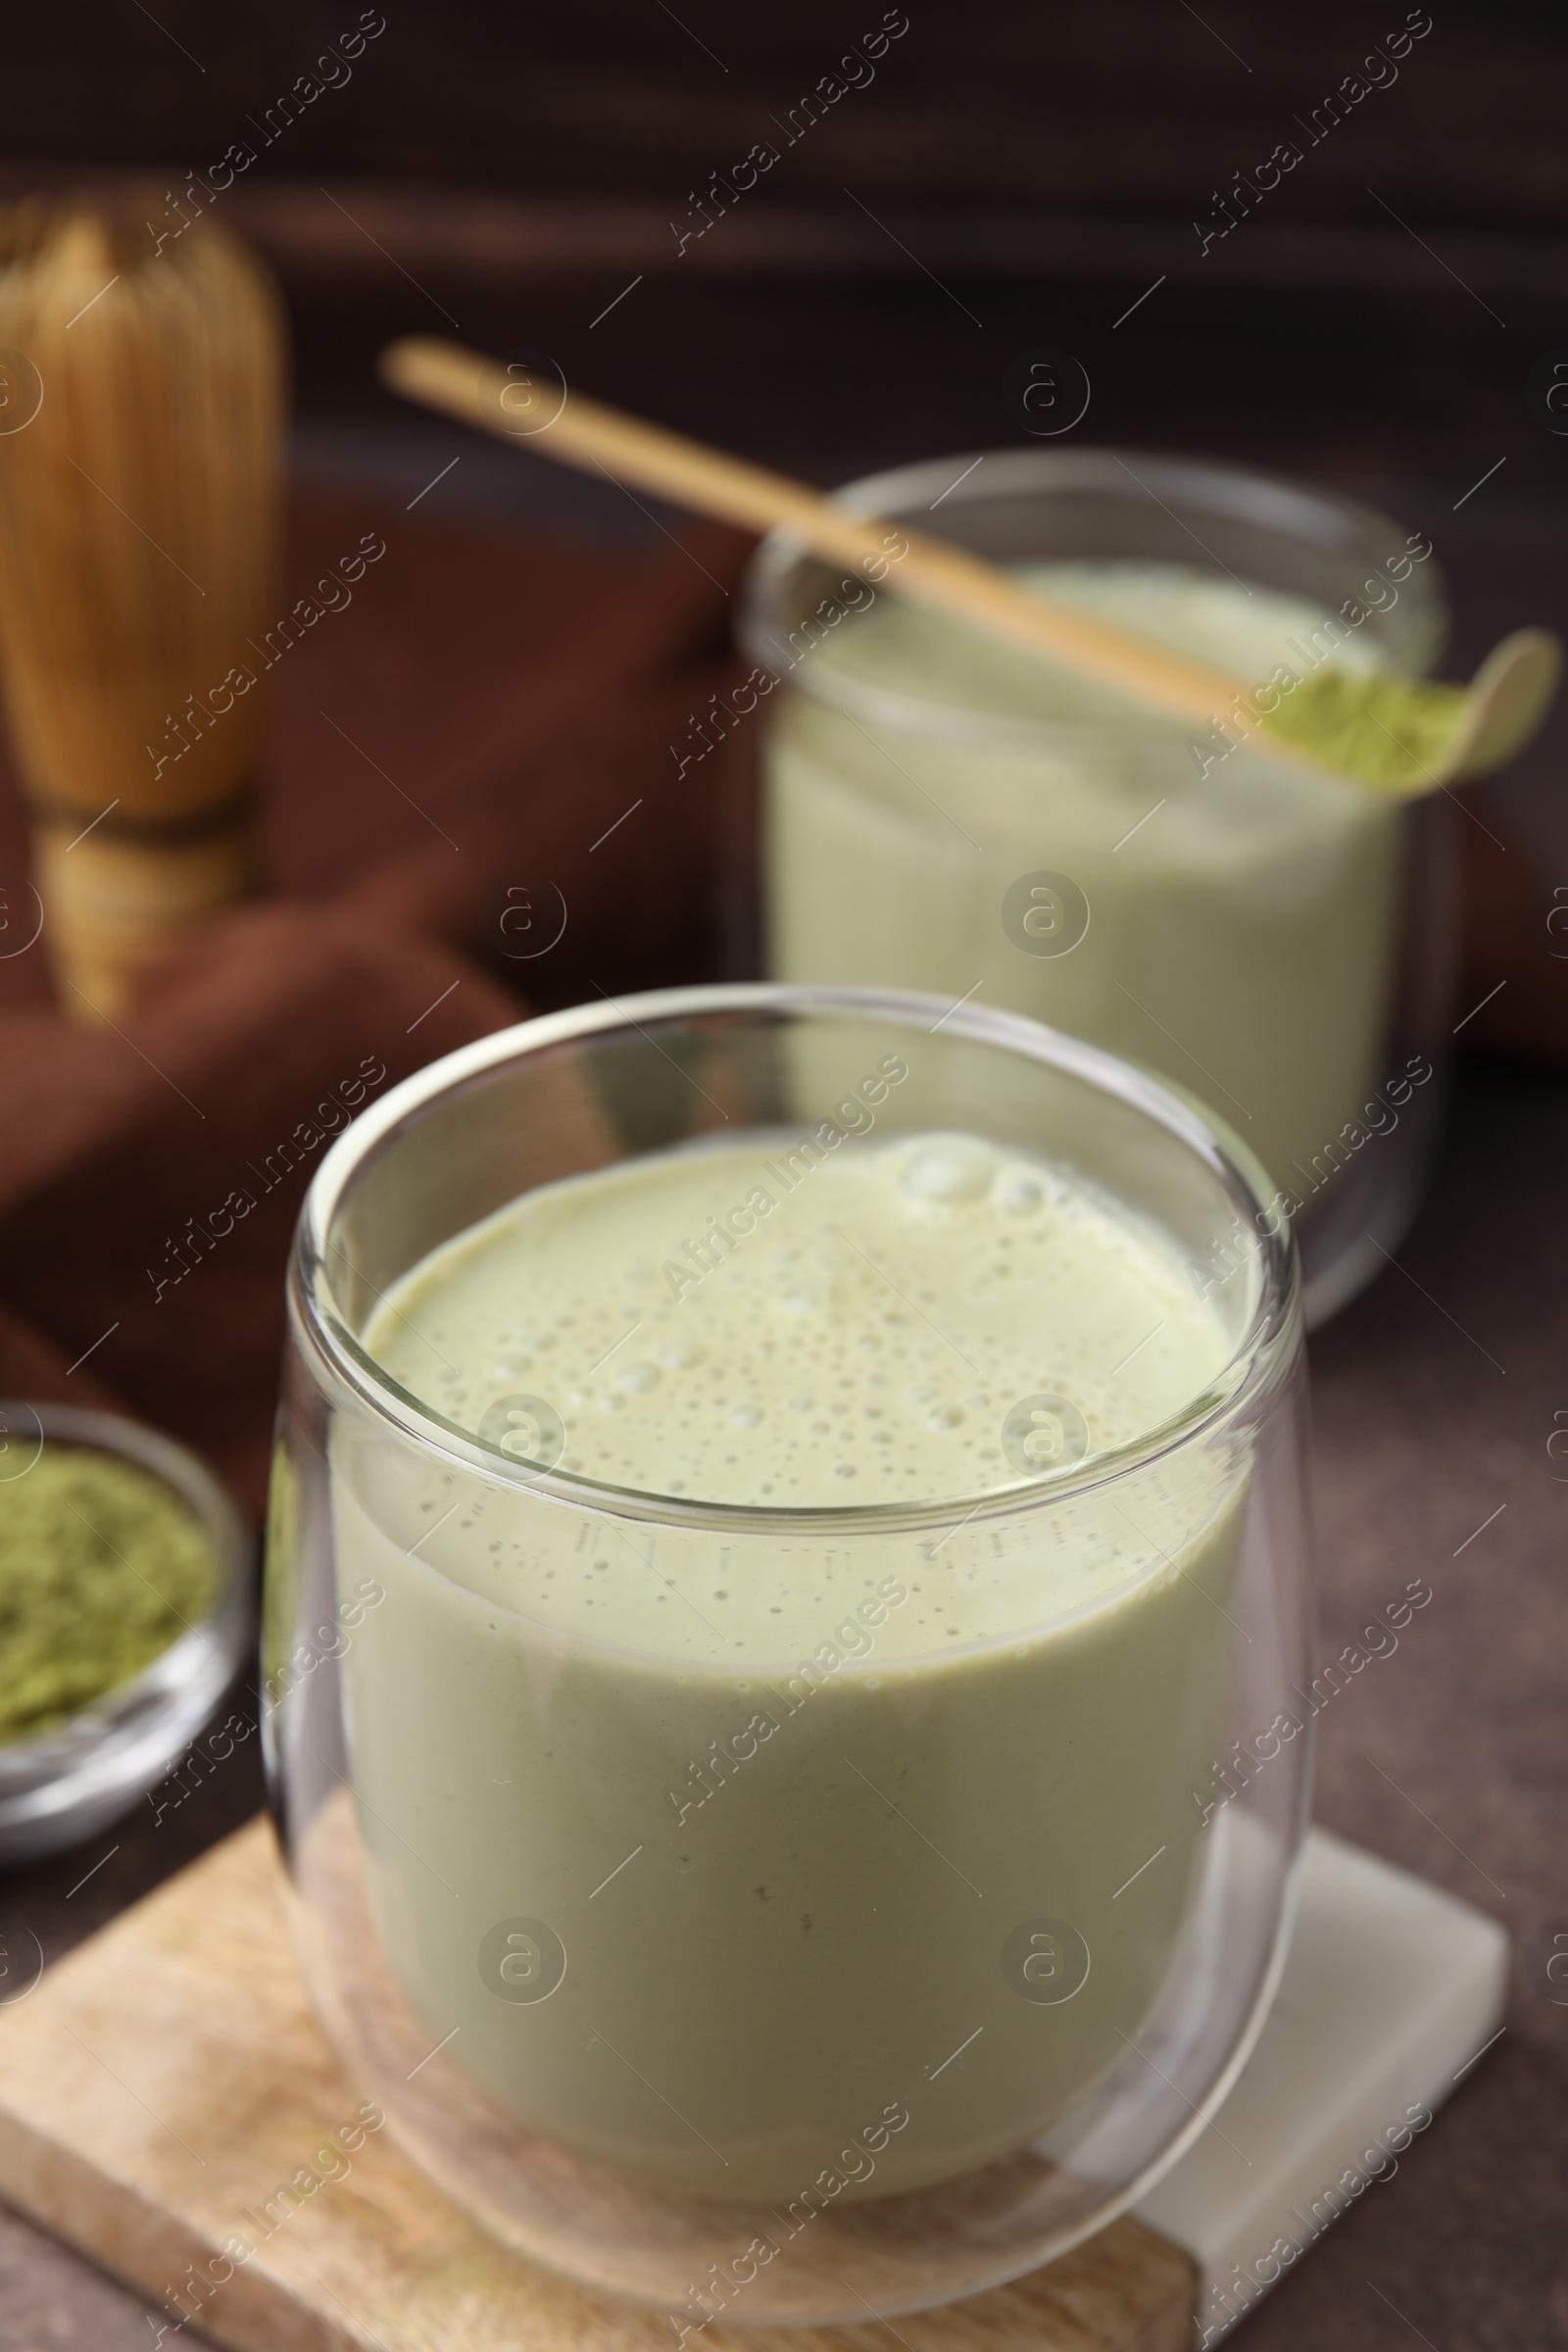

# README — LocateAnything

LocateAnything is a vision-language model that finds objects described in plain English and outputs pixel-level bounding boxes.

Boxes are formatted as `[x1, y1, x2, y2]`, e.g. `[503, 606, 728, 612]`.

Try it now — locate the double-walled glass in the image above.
[265, 984, 1313, 2323]
[746, 449, 1457, 1327]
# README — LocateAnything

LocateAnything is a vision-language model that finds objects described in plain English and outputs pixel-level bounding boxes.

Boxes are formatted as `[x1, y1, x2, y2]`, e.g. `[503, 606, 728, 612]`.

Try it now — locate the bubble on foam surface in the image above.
[899, 1137, 996, 1204]
[996, 1171, 1044, 1215]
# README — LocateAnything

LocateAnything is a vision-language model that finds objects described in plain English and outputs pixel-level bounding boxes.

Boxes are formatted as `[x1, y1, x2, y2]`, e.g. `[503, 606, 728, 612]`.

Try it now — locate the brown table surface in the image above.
[2, 446, 1565, 2352]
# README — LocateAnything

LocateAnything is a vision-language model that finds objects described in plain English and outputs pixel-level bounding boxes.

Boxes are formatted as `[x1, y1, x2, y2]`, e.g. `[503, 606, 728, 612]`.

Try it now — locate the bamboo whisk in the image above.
[0, 198, 285, 1017]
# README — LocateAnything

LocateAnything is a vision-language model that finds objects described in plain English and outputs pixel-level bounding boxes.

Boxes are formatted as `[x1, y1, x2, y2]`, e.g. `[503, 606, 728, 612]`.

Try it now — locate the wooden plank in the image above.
[0, 1820, 1196, 2352]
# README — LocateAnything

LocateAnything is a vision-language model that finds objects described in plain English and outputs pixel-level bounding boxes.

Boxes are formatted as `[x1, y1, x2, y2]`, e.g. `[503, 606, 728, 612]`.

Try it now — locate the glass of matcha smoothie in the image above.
[267, 983, 1312, 2322]
[742, 450, 1456, 1327]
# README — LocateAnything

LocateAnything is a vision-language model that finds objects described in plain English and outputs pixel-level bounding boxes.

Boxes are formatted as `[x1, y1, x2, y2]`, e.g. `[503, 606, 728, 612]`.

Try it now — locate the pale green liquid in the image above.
[766, 560, 1403, 1194]
[336, 1131, 1246, 2201]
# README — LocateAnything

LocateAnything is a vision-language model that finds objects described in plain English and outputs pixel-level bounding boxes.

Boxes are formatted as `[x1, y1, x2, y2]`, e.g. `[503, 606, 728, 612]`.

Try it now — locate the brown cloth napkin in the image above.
[0, 486, 755, 1514]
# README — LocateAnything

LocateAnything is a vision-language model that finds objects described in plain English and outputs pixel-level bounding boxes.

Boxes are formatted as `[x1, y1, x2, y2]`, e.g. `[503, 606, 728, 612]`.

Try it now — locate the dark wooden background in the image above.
[1, 0, 1565, 482]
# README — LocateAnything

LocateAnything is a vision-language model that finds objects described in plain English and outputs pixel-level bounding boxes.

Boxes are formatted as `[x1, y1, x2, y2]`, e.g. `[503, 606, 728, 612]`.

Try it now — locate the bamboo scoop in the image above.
[380, 334, 1558, 797]
[0, 198, 285, 1018]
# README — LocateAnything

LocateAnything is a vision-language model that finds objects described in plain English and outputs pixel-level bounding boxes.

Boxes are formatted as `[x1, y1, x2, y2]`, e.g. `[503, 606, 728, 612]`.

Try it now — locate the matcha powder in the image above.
[1256, 666, 1471, 791]
[0, 1445, 218, 1743]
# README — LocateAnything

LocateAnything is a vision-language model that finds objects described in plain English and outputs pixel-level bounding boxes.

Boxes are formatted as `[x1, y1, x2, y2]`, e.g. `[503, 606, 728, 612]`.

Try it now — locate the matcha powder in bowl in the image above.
[0, 1403, 251, 1864]
[0, 1446, 218, 1743]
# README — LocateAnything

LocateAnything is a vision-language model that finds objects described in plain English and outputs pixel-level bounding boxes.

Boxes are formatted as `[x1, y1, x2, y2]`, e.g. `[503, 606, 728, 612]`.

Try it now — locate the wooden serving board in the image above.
[0, 1820, 1195, 2352]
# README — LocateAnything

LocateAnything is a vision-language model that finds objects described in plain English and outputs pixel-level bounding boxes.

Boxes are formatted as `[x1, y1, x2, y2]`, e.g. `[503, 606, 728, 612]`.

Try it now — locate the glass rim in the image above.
[737, 442, 1449, 750]
[295, 982, 1299, 1536]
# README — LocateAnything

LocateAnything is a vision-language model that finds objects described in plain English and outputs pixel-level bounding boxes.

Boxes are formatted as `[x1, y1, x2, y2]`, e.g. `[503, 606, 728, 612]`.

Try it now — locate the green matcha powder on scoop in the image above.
[1255, 667, 1471, 792]
[0, 1444, 218, 1744]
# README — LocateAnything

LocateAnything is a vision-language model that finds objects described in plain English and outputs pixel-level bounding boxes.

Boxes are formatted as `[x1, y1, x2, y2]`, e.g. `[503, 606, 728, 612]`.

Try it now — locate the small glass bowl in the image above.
[0, 1401, 253, 1866]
